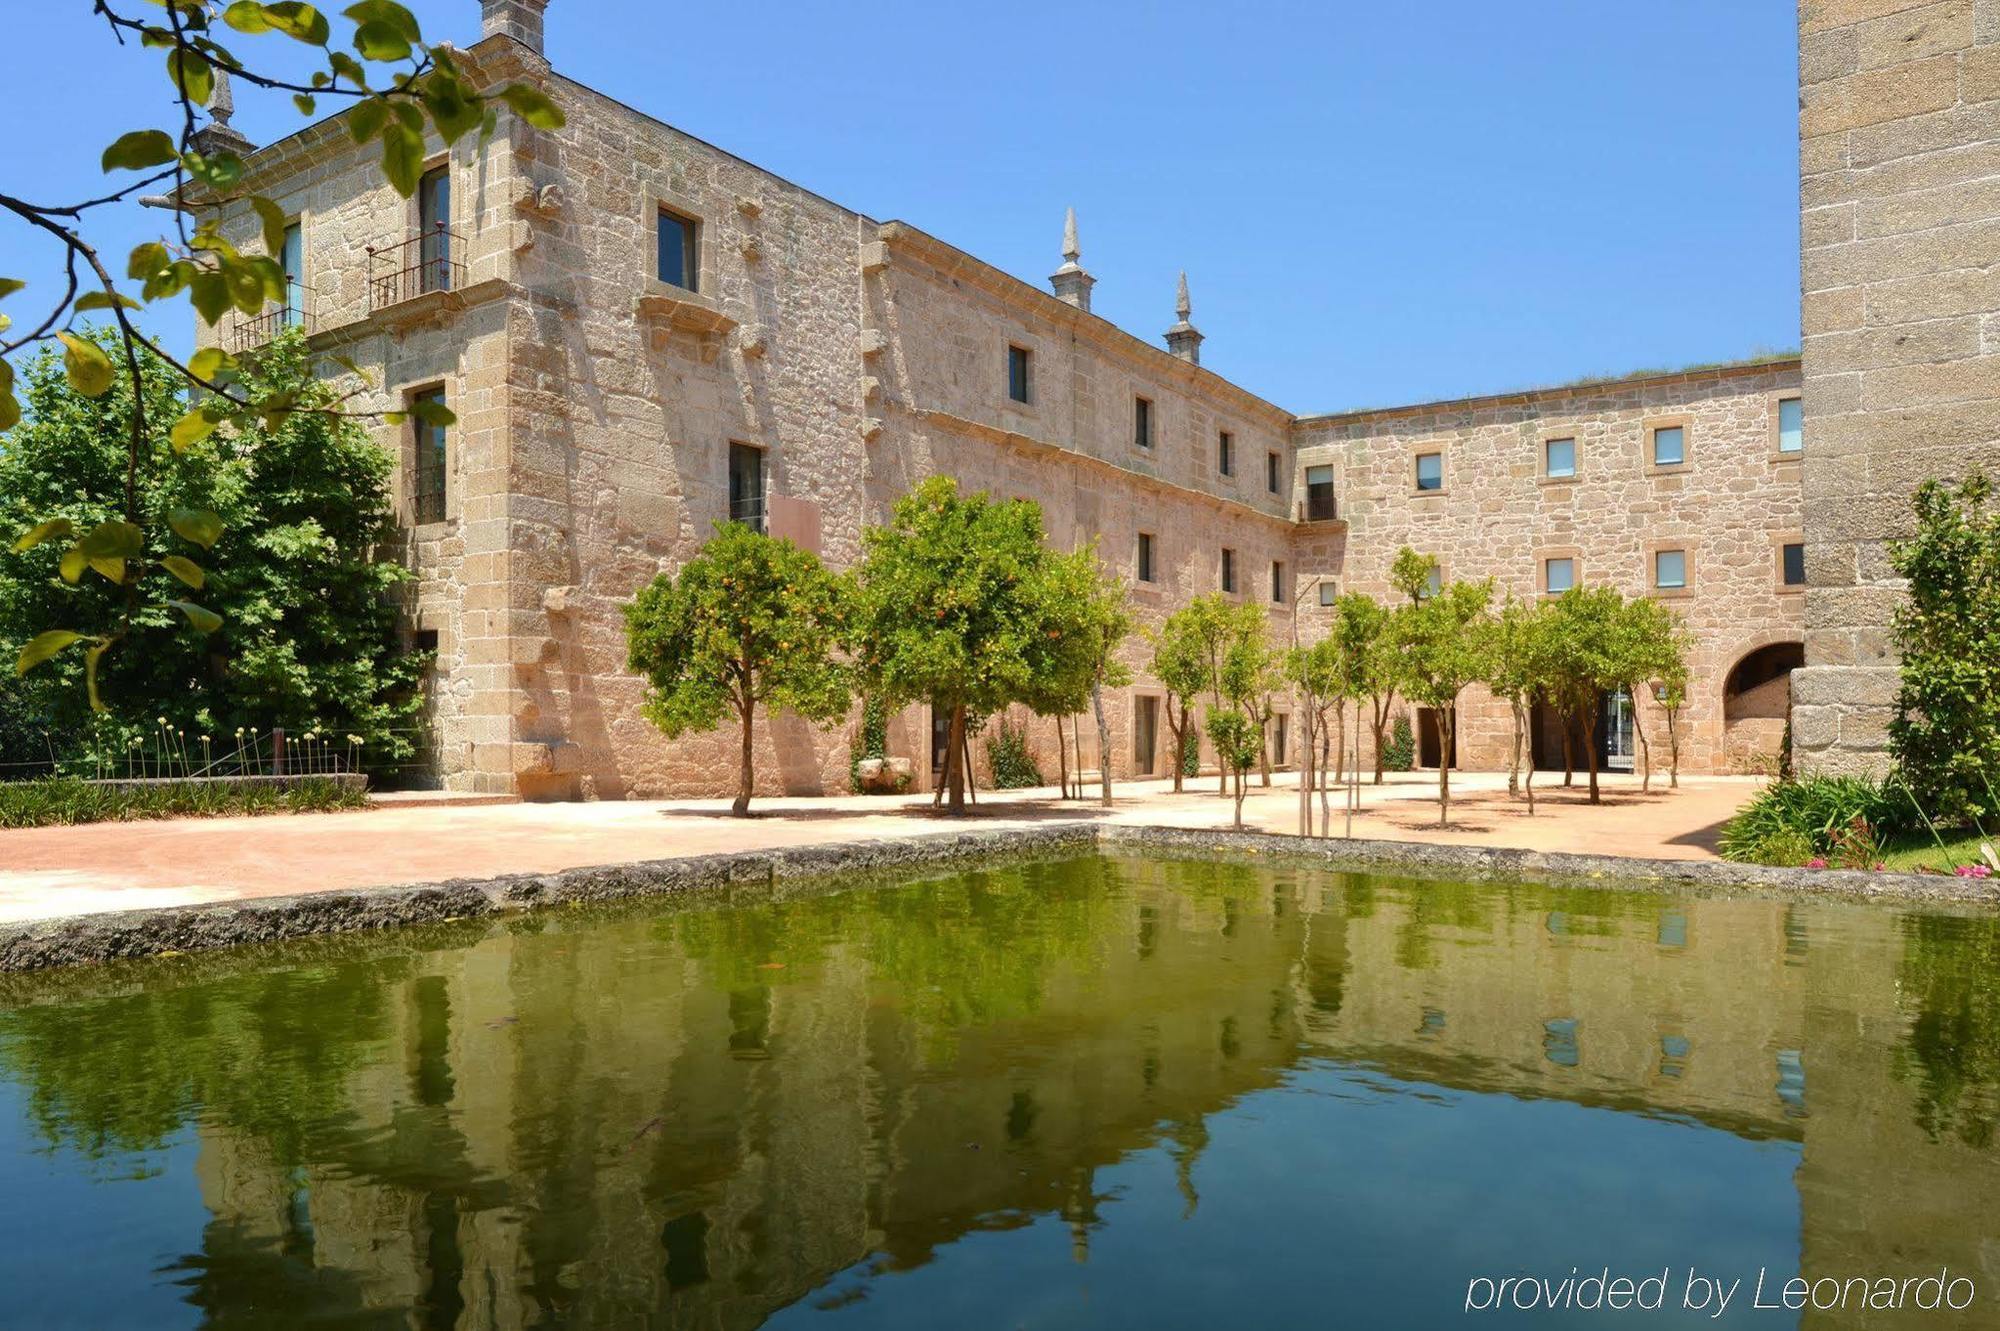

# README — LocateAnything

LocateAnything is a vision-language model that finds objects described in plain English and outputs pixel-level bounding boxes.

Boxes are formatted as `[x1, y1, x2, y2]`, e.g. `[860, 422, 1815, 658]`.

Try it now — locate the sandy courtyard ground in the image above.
[0, 769, 1764, 925]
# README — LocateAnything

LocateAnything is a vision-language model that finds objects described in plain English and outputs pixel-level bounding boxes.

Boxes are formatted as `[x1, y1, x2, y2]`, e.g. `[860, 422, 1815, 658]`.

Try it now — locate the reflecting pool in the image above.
[1, 853, 1997, 1328]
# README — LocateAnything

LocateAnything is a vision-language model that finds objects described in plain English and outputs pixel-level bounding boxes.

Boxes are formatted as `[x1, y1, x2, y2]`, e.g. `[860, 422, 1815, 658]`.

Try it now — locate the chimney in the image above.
[1164, 271, 1203, 365]
[481, 0, 550, 54]
[1049, 207, 1095, 313]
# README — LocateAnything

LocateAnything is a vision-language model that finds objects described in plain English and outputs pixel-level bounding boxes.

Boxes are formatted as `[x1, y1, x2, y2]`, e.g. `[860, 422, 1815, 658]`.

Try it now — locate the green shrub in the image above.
[1382, 715, 1416, 772]
[986, 718, 1044, 790]
[0, 776, 368, 830]
[1719, 775, 1906, 865]
[848, 695, 888, 793]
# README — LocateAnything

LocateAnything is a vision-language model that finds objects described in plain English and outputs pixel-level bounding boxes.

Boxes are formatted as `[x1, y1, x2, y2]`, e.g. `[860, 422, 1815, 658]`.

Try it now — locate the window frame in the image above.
[1644, 415, 1692, 475]
[1537, 549, 1580, 597]
[416, 162, 452, 294]
[1270, 560, 1285, 604]
[408, 384, 449, 526]
[1773, 530, 1807, 593]
[1006, 343, 1033, 406]
[1542, 432, 1578, 482]
[1136, 531, 1157, 585]
[1317, 579, 1338, 607]
[727, 441, 767, 534]
[1653, 548, 1688, 592]
[1266, 450, 1282, 495]
[1770, 392, 1804, 458]
[1217, 430, 1234, 478]
[1220, 546, 1236, 595]
[1133, 395, 1154, 451]
[655, 205, 701, 293]
[1304, 464, 1337, 521]
[1412, 449, 1445, 494]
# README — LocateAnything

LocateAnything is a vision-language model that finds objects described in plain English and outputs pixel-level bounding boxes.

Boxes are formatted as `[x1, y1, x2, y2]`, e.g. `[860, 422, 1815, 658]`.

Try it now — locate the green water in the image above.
[1, 854, 1997, 1328]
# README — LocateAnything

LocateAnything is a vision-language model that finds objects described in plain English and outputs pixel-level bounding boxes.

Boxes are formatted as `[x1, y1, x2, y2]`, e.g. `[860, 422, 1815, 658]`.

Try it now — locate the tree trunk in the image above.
[733, 698, 755, 817]
[1057, 715, 1071, 798]
[1319, 709, 1334, 837]
[1092, 682, 1112, 807]
[1166, 703, 1185, 794]
[1371, 694, 1392, 785]
[1072, 714, 1085, 799]
[1507, 700, 1524, 796]
[962, 725, 977, 805]
[1635, 687, 1653, 793]
[1258, 708, 1272, 788]
[1586, 697, 1603, 805]
[943, 703, 968, 814]
[1297, 701, 1314, 837]
[1525, 761, 1536, 816]
[1437, 704, 1453, 828]
[1561, 714, 1574, 787]
[1667, 710, 1681, 788]
[1232, 764, 1246, 829]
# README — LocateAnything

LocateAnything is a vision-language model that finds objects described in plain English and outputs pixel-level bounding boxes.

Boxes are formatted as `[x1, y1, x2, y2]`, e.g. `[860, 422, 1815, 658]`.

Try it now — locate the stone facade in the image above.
[199, 2, 1825, 796]
[1794, 0, 2000, 773]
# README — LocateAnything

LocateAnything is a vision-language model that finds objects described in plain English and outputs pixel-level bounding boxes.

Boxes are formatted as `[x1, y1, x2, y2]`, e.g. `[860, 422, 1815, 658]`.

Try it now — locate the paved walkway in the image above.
[0, 770, 1762, 924]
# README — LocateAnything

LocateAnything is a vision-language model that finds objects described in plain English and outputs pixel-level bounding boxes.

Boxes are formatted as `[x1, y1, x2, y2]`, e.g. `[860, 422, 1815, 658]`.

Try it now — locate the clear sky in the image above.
[2, 0, 1801, 414]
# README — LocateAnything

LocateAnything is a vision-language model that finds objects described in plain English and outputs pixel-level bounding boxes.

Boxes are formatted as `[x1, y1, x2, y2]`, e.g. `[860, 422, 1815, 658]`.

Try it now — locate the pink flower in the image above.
[1805, 857, 1828, 870]
[1953, 864, 1993, 878]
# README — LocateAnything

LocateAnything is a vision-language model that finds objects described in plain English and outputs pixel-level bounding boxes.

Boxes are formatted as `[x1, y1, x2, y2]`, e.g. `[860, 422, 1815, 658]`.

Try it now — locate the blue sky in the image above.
[2, 1, 1800, 413]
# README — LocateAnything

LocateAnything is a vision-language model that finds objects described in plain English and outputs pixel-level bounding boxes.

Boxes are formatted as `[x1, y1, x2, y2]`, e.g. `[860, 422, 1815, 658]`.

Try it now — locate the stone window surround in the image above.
[1129, 685, 1167, 776]
[1771, 528, 1807, 594]
[1315, 576, 1339, 607]
[1219, 545, 1238, 597]
[1539, 427, 1580, 484]
[1266, 450, 1282, 495]
[1646, 539, 1694, 600]
[402, 378, 454, 531]
[642, 183, 720, 306]
[411, 153, 452, 238]
[1134, 529, 1160, 588]
[1767, 390, 1804, 462]
[1408, 443, 1448, 496]
[1270, 558, 1286, 604]
[1132, 391, 1155, 452]
[1537, 545, 1581, 597]
[1217, 428, 1235, 481]
[1643, 413, 1693, 476]
[1002, 336, 1038, 414]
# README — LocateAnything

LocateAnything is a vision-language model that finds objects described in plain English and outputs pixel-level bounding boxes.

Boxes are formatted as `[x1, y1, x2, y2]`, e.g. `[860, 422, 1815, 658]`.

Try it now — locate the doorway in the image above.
[1133, 696, 1159, 776]
[1415, 708, 1456, 769]
[929, 710, 950, 787]
[1603, 689, 1636, 773]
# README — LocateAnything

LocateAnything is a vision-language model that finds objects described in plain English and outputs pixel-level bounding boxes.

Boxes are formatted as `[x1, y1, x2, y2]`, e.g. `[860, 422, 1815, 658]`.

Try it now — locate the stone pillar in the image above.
[1049, 207, 1095, 313]
[1792, 0, 2000, 775]
[481, 0, 550, 53]
[1164, 270, 1203, 365]
[193, 68, 254, 157]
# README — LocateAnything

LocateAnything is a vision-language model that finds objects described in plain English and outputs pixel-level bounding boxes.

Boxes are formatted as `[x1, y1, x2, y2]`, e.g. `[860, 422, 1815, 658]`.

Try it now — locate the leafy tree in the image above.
[1333, 591, 1401, 784]
[1148, 609, 1211, 795]
[1168, 593, 1266, 798]
[1655, 652, 1691, 789]
[1539, 586, 1627, 805]
[1613, 597, 1687, 793]
[1889, 472, 2000, 826]
[1389, 546, 1440, 604]
[2, 329, 425, 772]
[624, 522, 850, 816]
[850, 477, 1073, 815]
[1399, 577, 1496, 825]
[1486, 595, 1545, 798]
[1, 0, 564, 706]
[1287, 625, 1365, 837]
[1205, 708, 1261, 830]
[1034, 544, 1133, 806]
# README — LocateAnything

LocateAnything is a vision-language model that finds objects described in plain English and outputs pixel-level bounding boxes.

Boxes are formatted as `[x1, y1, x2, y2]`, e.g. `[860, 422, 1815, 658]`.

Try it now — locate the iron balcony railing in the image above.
[367, 224, 464, 311]
[226, 282, 310, 352]
[1305, 491, 1339, 522]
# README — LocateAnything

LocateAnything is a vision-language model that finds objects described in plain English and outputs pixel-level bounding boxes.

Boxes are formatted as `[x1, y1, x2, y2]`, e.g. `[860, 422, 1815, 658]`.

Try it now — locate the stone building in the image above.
[201, 0, 1830, 797]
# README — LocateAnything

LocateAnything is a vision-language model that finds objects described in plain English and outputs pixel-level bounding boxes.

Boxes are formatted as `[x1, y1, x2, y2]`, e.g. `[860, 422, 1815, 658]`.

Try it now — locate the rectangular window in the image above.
[1137, 531, 1156, 584]
[1305, 464, 1337, 520]
[1545, 436, 1576, 478]
[1318, 579, 1338, 607]
[657, 207, 699, 292]
[1782, 542, 1806, 586]
[1273, 713, 1288, 766]
[1133, 695, 1158, 776]
[1271, 560, 1285, 603]
[1414, 451, 1443, 491]
[1218, 431, 1234, 477]
[1654, 548, 1687, 590]
[418, 165, 451, 293]
[1651, 424, 1686, 467]
[1544, 556, 1575, 593]
[1266, 451, 1281, 494]
[278, 221, 303, 327]
[412, 387, 447, 524]
[1134, 396, 1153, 449]
[1220, 547, 1236, 594]
[1778, 397, 1803, 453]
[1007, 345, 1031, 405]
[728, 442, 765, 533]
[1423, 567, 1442, 600]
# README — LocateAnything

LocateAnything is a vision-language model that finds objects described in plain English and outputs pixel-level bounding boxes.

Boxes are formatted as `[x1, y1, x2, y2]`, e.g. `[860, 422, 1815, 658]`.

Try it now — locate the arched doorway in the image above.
[1722, 641, 1803, 771]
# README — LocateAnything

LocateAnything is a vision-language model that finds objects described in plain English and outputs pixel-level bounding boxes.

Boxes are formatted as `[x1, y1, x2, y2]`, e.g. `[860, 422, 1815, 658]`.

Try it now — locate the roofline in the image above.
[1295, 355, 1802, 428]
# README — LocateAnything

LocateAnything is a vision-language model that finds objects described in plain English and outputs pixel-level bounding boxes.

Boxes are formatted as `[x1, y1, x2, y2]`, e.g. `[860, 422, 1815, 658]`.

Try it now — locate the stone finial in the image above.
[1165, 269, 1203, 365]
[195, 66, 255, 156]
[481, 0, 550, 54]
[1050, 206, 1095, 314]
[209, 67, 235, 126]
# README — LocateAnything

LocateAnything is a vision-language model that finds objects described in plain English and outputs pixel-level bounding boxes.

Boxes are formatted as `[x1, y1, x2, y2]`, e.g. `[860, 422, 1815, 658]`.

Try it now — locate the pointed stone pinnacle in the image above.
[1062, 207, 1080, 264]
[1176, 270, 1191, 321]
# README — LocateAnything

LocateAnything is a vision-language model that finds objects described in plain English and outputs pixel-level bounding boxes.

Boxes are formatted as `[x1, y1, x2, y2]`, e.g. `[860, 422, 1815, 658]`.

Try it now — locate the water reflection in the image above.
[0, 854, 1993, 1328]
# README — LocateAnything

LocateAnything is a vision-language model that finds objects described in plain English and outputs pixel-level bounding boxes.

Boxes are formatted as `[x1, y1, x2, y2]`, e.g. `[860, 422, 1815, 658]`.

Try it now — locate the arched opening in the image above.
[1722, 641, 1803, 770]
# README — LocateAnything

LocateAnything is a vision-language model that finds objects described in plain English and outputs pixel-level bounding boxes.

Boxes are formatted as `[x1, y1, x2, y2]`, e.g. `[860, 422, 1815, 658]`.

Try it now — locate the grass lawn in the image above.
[1877, 828, 1998, 874]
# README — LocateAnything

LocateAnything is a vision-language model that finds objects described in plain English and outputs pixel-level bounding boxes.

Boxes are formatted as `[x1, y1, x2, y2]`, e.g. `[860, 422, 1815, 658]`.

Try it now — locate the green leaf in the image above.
[78, 521, 143, 560]
[0, 389, 17, 434]
[56, 332, 115, 398]
[328, 51, 369, 90]
[264, 1, 331, 43]
[189, 346, 236, 382]
[169, 507, 225, 549]
[183, 150, 245, 192]
[74, 290, 140, 313]
[421, 72, 481, 145]
[381, 410, 405, 425]
[101, 129, 178, 172]
[408, 396, 455, 428]
[11, 518, 72, 553]
[293, 92, 317, 116]
[83, 640, 110, 713]
[87, 556, 127, 584]
[344, 1, 422, 41]
[352, 19, 410, 60]
[161, 554, 206, 589]
[0, 278, 23, 299]
[189, 270, 232, 325]
[380, 121, 424, 196]
[221, 2, 275, 34]
[126, 242, 171, 282]
[500, 83, 565, 130]
[58, 548, 86, 583]
[346, 98, 388, 144]
[16, 631, 82, 677]
[170, 406, 220, 451]
[169, 601, 225, 634]
[168, 48, 215, 106]
[251, 196, 288, 255]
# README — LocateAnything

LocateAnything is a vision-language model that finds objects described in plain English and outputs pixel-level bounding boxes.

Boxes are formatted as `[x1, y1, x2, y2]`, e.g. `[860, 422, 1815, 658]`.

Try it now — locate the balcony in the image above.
[367, 225, 465, 312]
[225, 282, 310, 353]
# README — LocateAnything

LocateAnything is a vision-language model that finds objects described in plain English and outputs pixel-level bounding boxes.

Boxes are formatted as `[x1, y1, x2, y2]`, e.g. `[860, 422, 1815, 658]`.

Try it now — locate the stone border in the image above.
[1, 821, 1992, 974]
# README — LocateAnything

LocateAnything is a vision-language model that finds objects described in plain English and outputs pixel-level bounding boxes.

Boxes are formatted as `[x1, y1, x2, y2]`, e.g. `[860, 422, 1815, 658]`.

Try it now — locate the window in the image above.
[1134, 396, 1153, 449]
[1218, 431, 1234, 477]
[1220, 547, 1236, 594]
[1781, 542, 1806, 586]
[1420, 566, 1442, 601]
[1777, 396, 1803, 453]
[657, 207, 699, 292]
[1544, 436, 1576, 478]
[1133, 696, 1158, 776]
[1137, 531, 1156, 584]
[411, 387, 447, 524]
[1544, 557, 1575, 593]
[1266, 451, 1281, 494]
[1318, 579, 1338, 607]
[1007, 345, 1032, 405]
[1650, 424, 1686, 467]
[418, 165, 451, 293]
[1414, 451, 1443, 491]
[1654, 548, 1687, 590]
[728, 442, 765, 532]
[278, 221, 303, 327]
[1271, 560, 1285, 604]
[1305, 465, 1337, 520]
